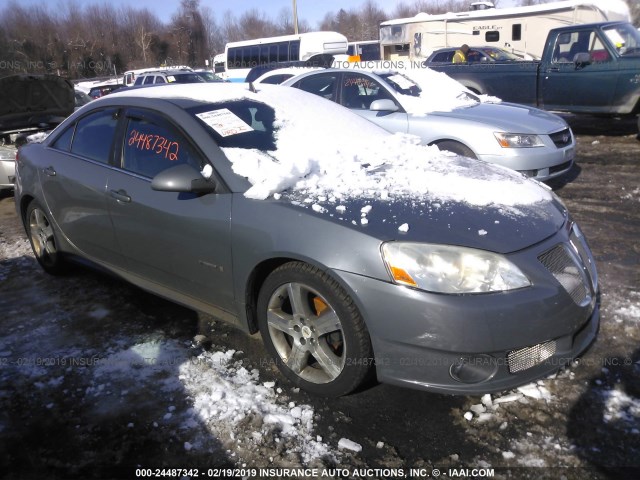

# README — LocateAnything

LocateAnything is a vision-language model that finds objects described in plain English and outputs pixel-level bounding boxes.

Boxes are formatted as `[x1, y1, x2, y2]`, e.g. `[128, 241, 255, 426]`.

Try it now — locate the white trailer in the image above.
[379, 0, 630, 60]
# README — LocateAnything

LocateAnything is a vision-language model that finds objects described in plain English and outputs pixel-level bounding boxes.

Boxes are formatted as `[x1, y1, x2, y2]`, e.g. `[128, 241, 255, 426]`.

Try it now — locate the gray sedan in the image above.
[282, 68, 575, 182]
[15, 83, 598, 396]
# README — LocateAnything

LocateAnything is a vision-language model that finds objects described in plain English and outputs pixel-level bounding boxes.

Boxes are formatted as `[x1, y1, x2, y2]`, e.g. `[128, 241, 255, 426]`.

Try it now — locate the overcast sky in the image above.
[14, 0, 519, 28]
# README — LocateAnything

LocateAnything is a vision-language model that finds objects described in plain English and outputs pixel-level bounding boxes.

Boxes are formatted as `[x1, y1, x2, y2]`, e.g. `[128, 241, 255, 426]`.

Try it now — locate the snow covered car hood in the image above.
[0, 74, 75, 134]
[276, 166, 567, 254]
[428, 101, 570, 134]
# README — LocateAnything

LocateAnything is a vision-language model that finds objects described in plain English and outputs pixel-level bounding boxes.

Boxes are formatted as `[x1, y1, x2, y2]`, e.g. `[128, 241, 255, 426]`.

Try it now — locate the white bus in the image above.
[223, 31, 348, 82]
[379, 0, 630, 60]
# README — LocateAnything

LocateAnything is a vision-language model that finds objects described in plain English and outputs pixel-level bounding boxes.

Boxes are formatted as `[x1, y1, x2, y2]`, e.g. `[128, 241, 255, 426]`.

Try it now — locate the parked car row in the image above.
[13, 80, 599, 397]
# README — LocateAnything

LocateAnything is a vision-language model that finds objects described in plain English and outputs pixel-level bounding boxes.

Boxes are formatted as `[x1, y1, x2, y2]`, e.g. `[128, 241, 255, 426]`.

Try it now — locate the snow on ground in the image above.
[0, 236, 339, 467]
[456, 291, 640, 469]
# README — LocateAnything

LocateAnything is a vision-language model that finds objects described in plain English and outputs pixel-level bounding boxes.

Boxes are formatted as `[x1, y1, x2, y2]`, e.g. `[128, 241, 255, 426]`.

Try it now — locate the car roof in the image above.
[255, 67, 323, 82]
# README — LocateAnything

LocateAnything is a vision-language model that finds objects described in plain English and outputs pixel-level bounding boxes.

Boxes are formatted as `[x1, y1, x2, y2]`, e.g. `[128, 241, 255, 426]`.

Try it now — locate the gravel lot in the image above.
[0, 116, 638, 480]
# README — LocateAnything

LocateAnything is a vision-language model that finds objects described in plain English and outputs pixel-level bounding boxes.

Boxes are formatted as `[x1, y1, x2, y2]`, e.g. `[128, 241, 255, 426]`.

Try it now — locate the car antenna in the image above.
[249, 82, 258, 93]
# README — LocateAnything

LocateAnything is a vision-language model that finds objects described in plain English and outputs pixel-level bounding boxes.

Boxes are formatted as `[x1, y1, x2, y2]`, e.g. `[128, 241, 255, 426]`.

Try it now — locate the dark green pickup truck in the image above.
[429, 22, 640, 132]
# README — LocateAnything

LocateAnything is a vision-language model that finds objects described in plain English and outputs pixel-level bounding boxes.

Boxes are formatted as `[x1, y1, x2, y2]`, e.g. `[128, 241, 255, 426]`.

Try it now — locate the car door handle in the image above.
[109, 189, 131, 203]
[43, 166, 56, 176]
[547, 67, 560, 72]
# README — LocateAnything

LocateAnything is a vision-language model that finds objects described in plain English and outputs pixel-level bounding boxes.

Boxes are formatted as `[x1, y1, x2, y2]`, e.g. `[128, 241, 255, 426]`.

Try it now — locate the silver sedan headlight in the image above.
[494, 132, 544, 148]
[381, 242, 530, 294]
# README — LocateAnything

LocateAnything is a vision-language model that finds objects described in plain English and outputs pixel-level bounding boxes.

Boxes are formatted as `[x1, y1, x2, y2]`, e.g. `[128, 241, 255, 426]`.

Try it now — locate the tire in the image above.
[257, 262, 373, 397]
[434, 140, 477, 159]
[25, 200, 68, 275]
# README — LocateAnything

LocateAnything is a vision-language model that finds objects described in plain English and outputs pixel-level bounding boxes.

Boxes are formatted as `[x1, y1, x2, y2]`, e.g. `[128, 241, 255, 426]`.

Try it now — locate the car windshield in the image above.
[171, 73, 206, 83]
[196, 71, 223, 82]
[378, 73, 421, 97]
[187, 99, 277, 151]
[604, 24, 640, 56]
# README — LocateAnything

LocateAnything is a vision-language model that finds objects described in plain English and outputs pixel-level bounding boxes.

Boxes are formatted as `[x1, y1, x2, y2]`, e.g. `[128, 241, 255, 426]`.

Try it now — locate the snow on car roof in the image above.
[109, 83, 551, 210]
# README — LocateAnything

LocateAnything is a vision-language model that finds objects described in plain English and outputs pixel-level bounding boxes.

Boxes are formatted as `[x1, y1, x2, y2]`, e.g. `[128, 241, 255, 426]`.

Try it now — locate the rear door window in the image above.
[292, 73, 338, 101]
[70, 108, 119, 163]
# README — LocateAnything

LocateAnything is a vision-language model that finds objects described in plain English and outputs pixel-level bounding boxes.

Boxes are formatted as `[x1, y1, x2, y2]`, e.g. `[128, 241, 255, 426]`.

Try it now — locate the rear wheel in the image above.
[26, 200, 67, 275]
[257, 262, 373, 396]
[434, 140, 477, 159]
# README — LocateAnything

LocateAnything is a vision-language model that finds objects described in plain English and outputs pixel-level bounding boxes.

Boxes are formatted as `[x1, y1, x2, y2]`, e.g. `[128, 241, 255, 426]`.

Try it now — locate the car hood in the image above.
[0, 74, 75, 133]
[429, 101, 568, 134]
[282, 188, 567, 255]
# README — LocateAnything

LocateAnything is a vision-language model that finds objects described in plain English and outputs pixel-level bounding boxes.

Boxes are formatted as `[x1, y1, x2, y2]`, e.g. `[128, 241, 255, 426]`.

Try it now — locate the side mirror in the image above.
[151, 163, 217, 194]
[370, 99, 399, 112]
[574, 52, 591, 67]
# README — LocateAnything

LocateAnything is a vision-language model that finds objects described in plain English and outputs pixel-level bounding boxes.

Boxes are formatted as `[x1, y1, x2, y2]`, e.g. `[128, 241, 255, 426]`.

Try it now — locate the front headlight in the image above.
[494, 132, 544, 148]
[381, 242, 531, 294]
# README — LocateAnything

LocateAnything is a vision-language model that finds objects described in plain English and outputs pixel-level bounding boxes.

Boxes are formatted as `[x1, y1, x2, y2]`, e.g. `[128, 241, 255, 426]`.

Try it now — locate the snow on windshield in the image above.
[215, 86, 550, 209]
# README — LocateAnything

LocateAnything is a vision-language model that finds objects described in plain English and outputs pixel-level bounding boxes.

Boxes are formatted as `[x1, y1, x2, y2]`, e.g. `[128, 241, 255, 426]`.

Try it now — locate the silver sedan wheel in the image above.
[28, 206, 57, 268]
[266, 282, 346, 384]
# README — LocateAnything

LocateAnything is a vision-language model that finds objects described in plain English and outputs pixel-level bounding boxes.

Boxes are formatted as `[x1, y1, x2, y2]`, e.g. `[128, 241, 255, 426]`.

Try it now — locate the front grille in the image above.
[549, 160, 572, 175]
[507, 340, 557, 373]
[549, 128, 573, 148]
[539, 244, 588, 304]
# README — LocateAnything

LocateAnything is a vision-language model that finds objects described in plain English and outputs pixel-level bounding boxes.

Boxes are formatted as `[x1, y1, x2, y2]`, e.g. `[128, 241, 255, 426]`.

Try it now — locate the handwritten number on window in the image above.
[128, 129, 180, 161]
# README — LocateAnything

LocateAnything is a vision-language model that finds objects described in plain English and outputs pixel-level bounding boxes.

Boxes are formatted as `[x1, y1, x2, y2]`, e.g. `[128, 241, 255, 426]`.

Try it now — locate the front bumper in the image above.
[478, 143, 575, 182]
[332, 223, 598, 395]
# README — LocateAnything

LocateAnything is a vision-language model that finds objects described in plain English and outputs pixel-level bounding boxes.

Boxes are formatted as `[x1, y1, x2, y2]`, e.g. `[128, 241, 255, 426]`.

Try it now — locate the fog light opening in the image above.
[450, 354, 498, 384]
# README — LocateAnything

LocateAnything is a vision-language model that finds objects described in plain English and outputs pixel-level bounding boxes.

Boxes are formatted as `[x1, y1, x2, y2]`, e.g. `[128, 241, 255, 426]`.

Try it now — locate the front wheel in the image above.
[257, 262, 374, 396]
[434, 140, 477, 159]
[25, 200, 67, 275]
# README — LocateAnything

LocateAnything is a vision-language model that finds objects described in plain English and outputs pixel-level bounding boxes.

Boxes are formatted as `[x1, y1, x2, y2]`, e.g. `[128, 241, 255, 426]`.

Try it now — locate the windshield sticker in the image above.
[387, 74, 415, 90]
[196, 108, 254, 137]
[166, 75, 176, 83]
[128, 129, 179, 161]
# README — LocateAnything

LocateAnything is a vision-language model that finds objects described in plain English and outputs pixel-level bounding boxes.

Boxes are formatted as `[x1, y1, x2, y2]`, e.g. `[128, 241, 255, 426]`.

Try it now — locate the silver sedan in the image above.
[282, 68, 575, 182]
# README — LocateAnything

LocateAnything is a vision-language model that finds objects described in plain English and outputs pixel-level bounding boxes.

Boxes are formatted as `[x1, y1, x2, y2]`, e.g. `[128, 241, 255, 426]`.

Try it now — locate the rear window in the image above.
[187, 99, 277, 151]
[70, 108, 118, 163]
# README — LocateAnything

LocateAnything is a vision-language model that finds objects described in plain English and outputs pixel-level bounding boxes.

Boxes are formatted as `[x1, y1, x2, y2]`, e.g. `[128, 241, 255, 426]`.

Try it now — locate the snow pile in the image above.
[613, 296, 640, 322]
[179, 348, 333, 464]
[462, 381, 553, 423]
[0, 237, 32, 260]
[219, 86, 550, 207]
[602, 387, 640, 429]
[0, 238, 33, 281]
[89, 338, 336, 465]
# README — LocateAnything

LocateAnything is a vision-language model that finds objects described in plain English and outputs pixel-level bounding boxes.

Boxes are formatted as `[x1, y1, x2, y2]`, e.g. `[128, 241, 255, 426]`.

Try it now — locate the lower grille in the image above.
[549, 160, 572, 175]
[507, 340, 557, 373]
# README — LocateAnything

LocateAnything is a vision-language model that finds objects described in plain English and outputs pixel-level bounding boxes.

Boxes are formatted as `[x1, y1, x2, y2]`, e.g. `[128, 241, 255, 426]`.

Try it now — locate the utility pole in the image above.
[293, 0, 299, 34]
